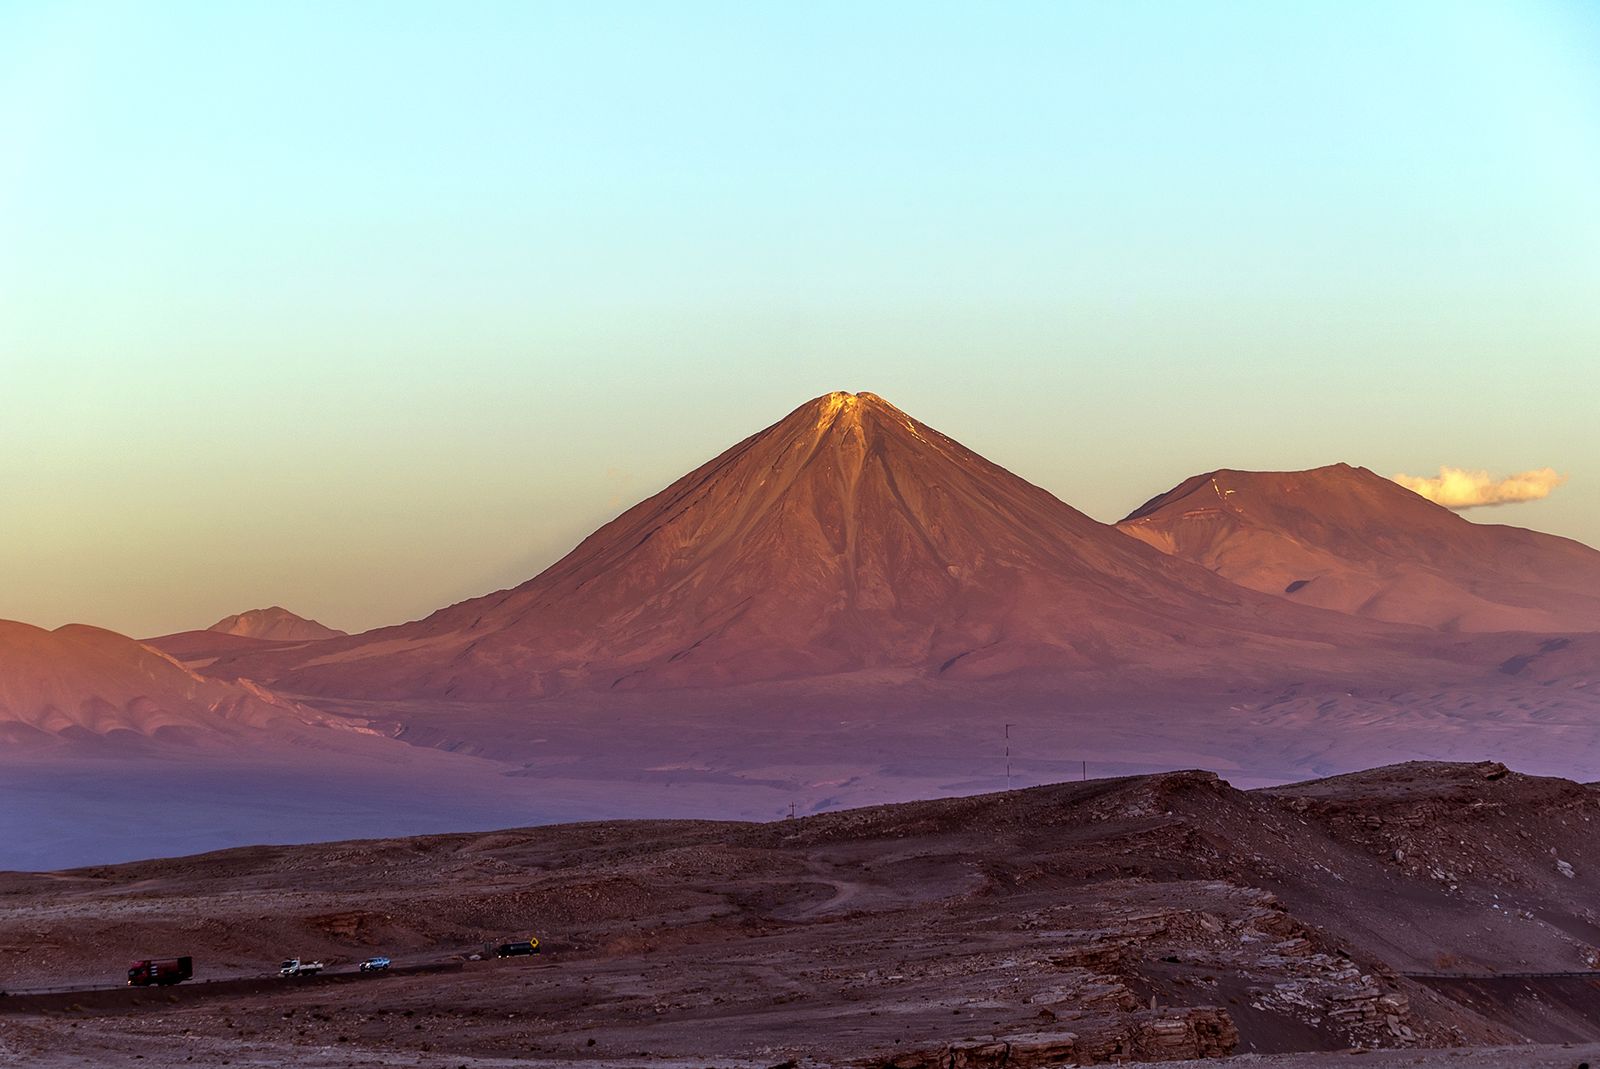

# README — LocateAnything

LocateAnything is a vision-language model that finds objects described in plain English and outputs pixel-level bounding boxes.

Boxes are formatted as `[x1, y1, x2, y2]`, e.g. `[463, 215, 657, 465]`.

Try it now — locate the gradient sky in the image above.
[3, 0, 1598, 637]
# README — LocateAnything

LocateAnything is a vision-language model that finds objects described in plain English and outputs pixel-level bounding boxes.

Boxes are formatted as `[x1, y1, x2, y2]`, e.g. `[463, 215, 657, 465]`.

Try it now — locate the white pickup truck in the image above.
[279, 958, 325, 978]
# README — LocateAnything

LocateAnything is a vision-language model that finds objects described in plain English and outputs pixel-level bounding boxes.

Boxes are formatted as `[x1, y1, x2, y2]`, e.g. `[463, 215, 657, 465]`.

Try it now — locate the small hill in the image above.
[207, 607, 346, 642]
[144, 608, 346, 666]
[1117, 464, 1600, 632]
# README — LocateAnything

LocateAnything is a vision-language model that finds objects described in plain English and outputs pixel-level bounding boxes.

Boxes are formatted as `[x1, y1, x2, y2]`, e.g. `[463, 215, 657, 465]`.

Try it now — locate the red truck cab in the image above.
[128, 956, 193, 986]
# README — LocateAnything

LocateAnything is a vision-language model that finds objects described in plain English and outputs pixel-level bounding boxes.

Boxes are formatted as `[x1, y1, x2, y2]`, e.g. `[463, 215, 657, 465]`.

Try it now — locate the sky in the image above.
[3, 0, 1598, 637]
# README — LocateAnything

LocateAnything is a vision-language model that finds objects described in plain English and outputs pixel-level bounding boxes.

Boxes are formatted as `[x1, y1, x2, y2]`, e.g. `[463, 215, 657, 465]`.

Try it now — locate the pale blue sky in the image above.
[3, 1, 1598, 636]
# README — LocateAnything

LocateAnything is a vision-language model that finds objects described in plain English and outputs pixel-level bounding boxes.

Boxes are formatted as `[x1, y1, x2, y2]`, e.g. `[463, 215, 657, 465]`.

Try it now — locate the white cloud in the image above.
[1392, 466, 1567, 510]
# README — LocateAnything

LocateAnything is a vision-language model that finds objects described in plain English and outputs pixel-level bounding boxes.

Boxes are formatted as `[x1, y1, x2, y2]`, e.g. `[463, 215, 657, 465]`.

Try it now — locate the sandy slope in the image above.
[0, 619, 362, 743]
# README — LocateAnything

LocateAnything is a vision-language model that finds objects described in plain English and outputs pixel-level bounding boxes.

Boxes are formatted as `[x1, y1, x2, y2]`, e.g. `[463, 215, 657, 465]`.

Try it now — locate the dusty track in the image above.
[0, 960, 462, 1014]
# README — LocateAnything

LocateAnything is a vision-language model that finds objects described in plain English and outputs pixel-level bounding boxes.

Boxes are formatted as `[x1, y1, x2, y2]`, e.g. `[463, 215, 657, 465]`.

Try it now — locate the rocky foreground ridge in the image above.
[5, 761, 1600, 1065]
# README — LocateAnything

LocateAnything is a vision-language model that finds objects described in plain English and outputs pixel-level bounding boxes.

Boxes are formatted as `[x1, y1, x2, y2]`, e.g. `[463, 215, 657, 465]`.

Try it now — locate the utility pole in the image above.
[1082, 759, 1087, 782]
[1005, 723, 1014, 791]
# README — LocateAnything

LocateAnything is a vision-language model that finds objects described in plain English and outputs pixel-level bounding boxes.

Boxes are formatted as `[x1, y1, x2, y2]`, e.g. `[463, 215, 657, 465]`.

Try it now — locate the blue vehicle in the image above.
[358, 956, 391, 973]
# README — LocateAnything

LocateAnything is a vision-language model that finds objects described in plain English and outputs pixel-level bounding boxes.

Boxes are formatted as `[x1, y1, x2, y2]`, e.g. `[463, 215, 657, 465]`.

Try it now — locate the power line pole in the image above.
[998, 723, 1011, 790]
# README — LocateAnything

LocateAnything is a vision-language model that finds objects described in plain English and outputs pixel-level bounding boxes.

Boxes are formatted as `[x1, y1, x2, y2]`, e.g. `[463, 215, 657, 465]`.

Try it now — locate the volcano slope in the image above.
[1118, 464, 1600, 633]
[6, 762, 1600, 1067]
[203, 392, 1466, 700]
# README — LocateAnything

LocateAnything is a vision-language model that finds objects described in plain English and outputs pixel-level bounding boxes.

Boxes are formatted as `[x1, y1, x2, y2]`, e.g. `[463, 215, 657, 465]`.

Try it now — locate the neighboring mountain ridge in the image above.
[1118, 464, 1600, 633]
[0, 619, 369, 745]
[204, 392, 1448, 700]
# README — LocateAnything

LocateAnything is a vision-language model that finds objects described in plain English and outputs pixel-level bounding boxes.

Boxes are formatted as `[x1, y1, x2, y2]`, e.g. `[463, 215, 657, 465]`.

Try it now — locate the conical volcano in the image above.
[215, 393, 1416, 699]
[1118, 464, 1600, 632]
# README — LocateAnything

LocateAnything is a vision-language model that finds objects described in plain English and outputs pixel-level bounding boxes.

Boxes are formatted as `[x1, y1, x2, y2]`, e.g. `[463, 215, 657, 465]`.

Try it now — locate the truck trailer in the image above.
[127, 956, 193, 986]
[494, 939, 539, 958]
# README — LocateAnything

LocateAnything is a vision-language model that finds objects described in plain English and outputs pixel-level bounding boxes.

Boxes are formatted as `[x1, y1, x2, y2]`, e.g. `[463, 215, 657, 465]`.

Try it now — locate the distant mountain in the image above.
[1117, 464, 1600, 633]
[143, 607, 346, 665]
[207, 392, 1436, 700]
[208, 607, 346, 641]
[0, 619, 368, 745]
